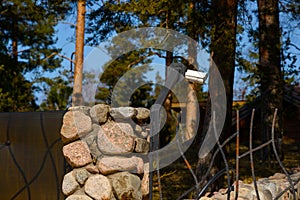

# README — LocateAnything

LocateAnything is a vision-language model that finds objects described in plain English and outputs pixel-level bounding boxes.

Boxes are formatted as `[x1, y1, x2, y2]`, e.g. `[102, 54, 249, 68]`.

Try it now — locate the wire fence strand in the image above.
[0, 112, 66, 200]
[1, 109, 299, 200]
[173, 108, 300, 200]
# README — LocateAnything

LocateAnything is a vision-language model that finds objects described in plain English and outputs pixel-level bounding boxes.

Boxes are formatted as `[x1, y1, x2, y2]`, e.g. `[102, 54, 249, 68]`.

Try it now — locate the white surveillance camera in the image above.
[185, 69, 207, 84]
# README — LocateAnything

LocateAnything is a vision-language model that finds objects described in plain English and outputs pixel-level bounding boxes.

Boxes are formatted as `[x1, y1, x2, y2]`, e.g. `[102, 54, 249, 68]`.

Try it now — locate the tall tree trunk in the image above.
[161, 8, 175, 146]
[12, 17, 18, 111]
[72, 0, 86, 106]
[257, 0, 283, 161]
[12, 17, 18, 62]
[196, 0, 238, 192]
[186, 1, 200, 140]
[186, 82, 199, 140]
[160, 50, 174, 147]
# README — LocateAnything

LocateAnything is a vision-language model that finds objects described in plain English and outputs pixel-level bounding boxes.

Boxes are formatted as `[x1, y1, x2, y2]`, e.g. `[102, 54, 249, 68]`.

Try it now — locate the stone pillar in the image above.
[60, 105, 150, 200]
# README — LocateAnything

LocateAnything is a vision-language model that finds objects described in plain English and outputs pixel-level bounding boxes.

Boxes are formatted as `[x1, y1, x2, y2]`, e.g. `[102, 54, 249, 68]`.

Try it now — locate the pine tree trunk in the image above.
[257, 0, 283, 161]
[186, 82, 198, 140]
[186, 2, 199, 140]
[12, 17, 18, 62]
[72, 0, 86, 106]
[160, 51, 174, 146]
[196, 0, 238, 192]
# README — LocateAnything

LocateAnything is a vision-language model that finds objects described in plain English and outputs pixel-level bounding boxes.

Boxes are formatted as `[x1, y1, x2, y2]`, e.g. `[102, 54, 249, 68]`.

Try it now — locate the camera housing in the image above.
[185, 69, 207, 84]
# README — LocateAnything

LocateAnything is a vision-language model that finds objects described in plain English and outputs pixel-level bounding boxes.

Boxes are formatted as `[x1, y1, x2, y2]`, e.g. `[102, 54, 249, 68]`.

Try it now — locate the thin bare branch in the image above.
[42, 52, 75, 64]
[60, 21, 77, 27]
[7, 48, 31, 56]
[126, 50, 192, 69]
[290, 43, 300, 51]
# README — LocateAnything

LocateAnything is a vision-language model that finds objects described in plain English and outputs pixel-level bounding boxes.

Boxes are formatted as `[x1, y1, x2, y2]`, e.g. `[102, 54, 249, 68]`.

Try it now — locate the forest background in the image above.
[1, 0, 300, 195]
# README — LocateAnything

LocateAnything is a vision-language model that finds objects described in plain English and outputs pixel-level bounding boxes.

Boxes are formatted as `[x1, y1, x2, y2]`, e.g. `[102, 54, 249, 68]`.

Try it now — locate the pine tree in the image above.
[0, 0, 70, 111]
[196, 0, 238, 192]
[86, 1, 158, 107]
[235, 0, 300, 161]
[38, 70, 73, 110]
[257, 0, 283, 161]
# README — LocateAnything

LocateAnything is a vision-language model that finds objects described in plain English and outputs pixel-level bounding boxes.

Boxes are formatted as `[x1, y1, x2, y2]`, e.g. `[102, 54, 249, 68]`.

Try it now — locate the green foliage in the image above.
[0, 71, 37, 111]
[236, 0, 300, 100]
[0, 0, 71, 111]
[95, 50, 153, 107]
[154, 72, 163, 99]
[38, 70, 73, 111]
[86, 1, 137, 45]
[281, 31, 300, 85]
[86, 0, 210, 109]
[0, 52, 37, 111]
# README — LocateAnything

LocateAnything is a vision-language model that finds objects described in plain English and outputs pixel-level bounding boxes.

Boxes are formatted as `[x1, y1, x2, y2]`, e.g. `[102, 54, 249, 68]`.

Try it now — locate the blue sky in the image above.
[47, 4, 300, 104]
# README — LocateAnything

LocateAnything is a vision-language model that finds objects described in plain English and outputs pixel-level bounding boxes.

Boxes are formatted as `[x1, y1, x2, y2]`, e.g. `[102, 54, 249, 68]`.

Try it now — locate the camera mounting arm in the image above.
[149, 63, 207, 200]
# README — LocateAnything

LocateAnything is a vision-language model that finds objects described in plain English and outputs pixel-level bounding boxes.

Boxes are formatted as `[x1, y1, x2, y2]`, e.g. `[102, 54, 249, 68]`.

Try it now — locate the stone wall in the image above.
[60, 104, 150, 200]
[200, 171, 300, 200]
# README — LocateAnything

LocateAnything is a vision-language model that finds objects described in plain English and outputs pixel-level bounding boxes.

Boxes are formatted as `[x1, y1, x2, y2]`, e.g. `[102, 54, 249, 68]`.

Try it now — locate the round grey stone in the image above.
[60, 111, 92, 144]
[62, 171, 80, 196]
[66, 194, 93, 200]
[97, 156, 144, 175]
[84, 175, 113, 200]
[73, 168, 90, 185]
[109, 107, 137, 120]
[68, 106, 91, 116]
[90, 104, 109, 124]
[135, 107, 150, 120]
[108, 172, 142, 200]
